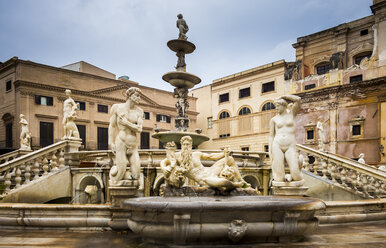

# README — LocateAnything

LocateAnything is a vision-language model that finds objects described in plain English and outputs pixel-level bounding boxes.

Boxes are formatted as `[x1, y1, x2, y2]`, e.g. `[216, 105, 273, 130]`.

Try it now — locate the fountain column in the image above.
[152, 14, 209, 147]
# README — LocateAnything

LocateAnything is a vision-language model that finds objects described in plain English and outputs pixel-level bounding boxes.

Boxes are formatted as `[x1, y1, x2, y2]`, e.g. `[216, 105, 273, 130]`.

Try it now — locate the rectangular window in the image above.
[76, 124, 86, 148]
[97, 127, 108, 150]
[140, 132, 150, 149]
[305, 84, 316, 90]
[207, 117, 213, 129]
[97, 104, 108, 113]
[352, 125, 361, 136]
[40, 122, 54, 148]
[262, 81, 275, 93]
[239, 87, 250, 99]
[144, 112, 150, 120]
[76, 101, 86, 111]
[360, 29, 368, 36]
[6, 80, 12, 91]
[241, 147, 249, 151]
[35, 95, 53, 106]
[5, 123, 12, 148]
[264, 145, 269, 158]
[156, 114, 171, 123]
[219, 93, 229, 103]
[350, 75, 363, 84]
[307, 130, 314, 140]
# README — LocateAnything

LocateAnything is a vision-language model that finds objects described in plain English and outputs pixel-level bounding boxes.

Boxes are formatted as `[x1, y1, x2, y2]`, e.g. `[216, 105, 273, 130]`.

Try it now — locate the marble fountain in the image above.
[114, 14, 326, 245]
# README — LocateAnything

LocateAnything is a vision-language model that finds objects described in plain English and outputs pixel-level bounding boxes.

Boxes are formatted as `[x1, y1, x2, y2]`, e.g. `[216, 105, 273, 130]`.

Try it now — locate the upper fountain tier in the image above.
[162, 71, 201, 89]
[167, 39, 196, 54]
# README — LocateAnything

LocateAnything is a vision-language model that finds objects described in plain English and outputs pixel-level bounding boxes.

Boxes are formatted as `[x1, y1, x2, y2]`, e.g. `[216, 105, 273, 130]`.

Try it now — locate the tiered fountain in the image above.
[123, 14, 325, 245]
[152, 13, 209, 148]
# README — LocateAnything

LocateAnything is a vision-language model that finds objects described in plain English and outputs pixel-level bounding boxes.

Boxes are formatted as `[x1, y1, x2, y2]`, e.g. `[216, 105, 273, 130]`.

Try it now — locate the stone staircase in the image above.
[297, 144, 386, 199]
[0, 140, 81, 203]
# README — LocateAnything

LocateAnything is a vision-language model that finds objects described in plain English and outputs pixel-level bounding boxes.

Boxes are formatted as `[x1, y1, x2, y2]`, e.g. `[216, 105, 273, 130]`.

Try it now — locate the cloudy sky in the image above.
[0, 0, 373, 91]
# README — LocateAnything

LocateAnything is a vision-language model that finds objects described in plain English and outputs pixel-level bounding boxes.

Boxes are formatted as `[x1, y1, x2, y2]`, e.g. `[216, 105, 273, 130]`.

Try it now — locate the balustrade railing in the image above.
[297, 144, 386, 198]
[70, 149, 268, 169]
[0, 141, 69, 197]
[0, 149, 32, 164]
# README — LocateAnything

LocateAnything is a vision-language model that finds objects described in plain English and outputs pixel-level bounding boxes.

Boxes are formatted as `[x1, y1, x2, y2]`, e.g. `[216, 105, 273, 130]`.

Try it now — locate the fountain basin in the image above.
[167, 39, 196, 53]
[152, 131, 209, 148]
[124, 196, 326, 245]
[162, 71, 201, 89]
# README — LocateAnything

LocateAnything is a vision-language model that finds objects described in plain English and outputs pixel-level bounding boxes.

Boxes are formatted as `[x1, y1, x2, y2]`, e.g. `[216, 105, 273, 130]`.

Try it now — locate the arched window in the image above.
[353, 51, 372, 65]
[315, 62, 330, 75]
[238, 107, 251, 116]
[219, 111, 230, 119]
[261, 102, 275, 111]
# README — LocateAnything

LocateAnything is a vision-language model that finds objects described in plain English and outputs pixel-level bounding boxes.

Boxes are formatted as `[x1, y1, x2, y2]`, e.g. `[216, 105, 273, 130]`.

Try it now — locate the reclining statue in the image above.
[160, 136, 250, 191]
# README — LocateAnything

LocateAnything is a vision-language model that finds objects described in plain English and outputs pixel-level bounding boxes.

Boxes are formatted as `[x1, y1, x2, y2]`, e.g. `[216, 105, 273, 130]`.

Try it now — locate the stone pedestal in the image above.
[272, 186, 309, 196]
[109, 181, 139, 208]
[272, 179, 308, 196]
[64, 140, 82, 167]
[108, 181, 139, 231]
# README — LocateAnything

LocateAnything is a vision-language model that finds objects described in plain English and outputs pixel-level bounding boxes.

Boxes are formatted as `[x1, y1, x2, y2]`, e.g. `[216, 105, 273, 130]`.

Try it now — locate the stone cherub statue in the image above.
[160, 136, 250, 192]
[109, 87, 143, 186]
[62, 89, 81, 140]
[269, 95, 304, 186]
[177, 13, 189, 40]
[19, 114, 31, 151]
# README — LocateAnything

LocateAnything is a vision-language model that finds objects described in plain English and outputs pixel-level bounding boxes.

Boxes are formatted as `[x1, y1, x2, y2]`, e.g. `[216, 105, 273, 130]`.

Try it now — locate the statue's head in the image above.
[165, 141, 177, 151]
[177, 14, 183, 19]
[65, 89, 71, 97]
[125, 87, 141, 104]
[20, 114, 25, 119]
[359, 153, 365, 159]
[318, 116, 323, 121]
[274, 98, 288, 112]
[180, 136, 192, 150]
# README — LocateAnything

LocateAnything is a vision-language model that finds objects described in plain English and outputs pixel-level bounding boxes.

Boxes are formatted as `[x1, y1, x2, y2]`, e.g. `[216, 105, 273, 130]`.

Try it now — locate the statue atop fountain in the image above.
[269, 95, 308, 195]
[153, 13, 209, 147]
[108, 87, 143, 187]
[62, 89, 81, 141]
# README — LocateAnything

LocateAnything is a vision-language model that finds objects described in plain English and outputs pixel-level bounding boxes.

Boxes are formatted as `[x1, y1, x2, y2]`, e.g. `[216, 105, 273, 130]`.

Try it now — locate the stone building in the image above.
[0, 57, 197, 153]
[286, 0, 386, 165]
[191, 60, 289, 151]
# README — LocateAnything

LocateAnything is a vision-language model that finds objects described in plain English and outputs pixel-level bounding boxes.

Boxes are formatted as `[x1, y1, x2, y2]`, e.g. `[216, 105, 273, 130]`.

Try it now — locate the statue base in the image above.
[109, 179, 138, 187]
[272, 179, 305, 187]
[162, 185, 260, 197]
[272, 186, 309, 196]
[108, 183, 139, 231]
[109, 181, 139, 208]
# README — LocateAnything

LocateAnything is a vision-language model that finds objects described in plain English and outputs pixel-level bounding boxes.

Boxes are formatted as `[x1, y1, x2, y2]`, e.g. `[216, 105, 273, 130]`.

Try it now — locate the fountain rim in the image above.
[123, 196, 326, 212]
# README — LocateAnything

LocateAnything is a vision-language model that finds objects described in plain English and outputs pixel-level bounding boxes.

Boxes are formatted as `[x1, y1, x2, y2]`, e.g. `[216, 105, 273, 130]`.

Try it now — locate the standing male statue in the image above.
[109, 87, 143, 186]
[269, 95, 304, 186]
[62, 89, 80, 140]
[177, 13, 189, 40]
[19, 114, 31, 150]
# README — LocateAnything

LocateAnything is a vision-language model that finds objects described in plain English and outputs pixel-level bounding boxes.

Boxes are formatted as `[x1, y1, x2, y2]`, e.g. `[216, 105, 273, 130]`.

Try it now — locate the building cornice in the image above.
[296, 76, 386, 104]
[212, 60, 286, 87]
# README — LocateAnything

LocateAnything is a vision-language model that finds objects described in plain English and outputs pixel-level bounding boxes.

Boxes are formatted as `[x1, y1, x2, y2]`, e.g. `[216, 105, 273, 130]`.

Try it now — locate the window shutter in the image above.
[35, 95, 41, 104]
[166, 116, 171, 123]
[47, 97, 53, 106]
[156, 114, 161, 122]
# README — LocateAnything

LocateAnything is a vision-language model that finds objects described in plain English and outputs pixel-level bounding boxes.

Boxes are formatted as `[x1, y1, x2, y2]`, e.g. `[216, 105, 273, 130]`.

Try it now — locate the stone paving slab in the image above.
[0, 220, 385, 247]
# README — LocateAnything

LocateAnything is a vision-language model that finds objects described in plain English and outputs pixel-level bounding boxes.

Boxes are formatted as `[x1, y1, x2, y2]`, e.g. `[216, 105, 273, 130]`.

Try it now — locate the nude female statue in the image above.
[19, 114, 31, 150]
[269, 95, 303, 184]
[109, 87, 143, 185]
[62, 89, 80, 140]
